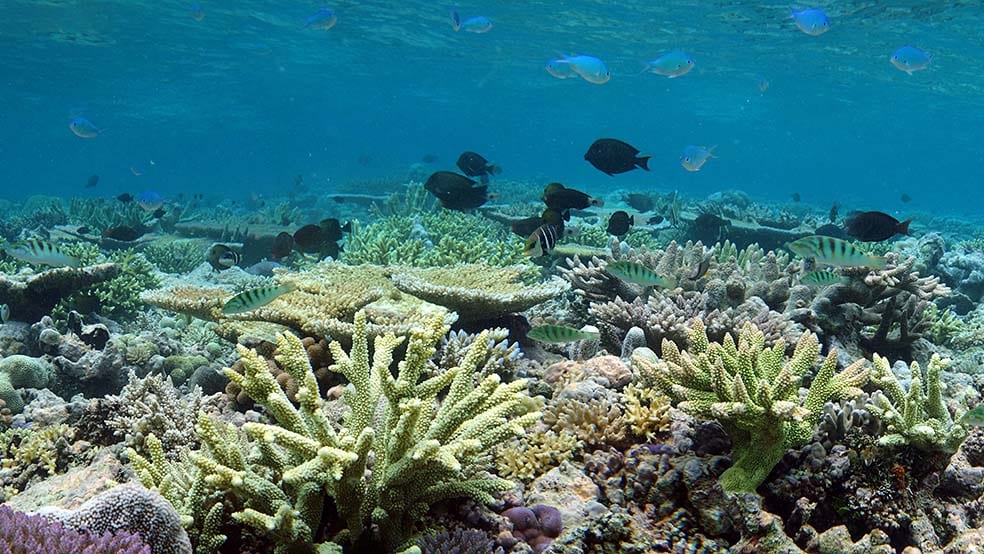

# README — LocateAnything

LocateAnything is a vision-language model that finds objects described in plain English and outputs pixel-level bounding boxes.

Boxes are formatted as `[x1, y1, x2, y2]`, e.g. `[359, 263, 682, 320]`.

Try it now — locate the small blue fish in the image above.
[546, 58, 576, 80]
[890, 46, 931, 75]
[557, 55, 610, 85]
[680, 145, 716, 172]
[69, 116, 103, 138]
[644, 50, 695, 78]
[789, 6, 830, 36]
[189, 3, 205, 21]
[136, 190, 165, 212]
[305, 7, 337, 30]
[450, 9, 492, 33]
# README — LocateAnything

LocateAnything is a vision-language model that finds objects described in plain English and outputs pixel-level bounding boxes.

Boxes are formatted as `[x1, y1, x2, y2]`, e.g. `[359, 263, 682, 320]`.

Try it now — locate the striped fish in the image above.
[801, 269, 847, 286]
[527, 324, 600, 344]
[222, 283, 297, 315]
[787, 235, 886, 269]
[523, 224, 559, 257]
[4, 239, 80, 268]
[606, 261, 674, 288]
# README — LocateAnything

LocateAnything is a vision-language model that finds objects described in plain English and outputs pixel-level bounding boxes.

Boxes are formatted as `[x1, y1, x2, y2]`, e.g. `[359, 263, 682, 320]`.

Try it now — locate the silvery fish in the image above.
[789, 6, 829, 36]
[546, 58, 576, 79]
[800, 269, 847, 286]
[222, 284, 297, 315]
[527, 324, 600, 344]
[680, 145, 716, 172]
[4, 239, 80, 268]
[644, 50, 695, 78]
[450, 9, 492, 33]
[69, 116, 103, 138]
[556, 55, 610, 85]
[890, 45, 931, 75]
[0, 304, 9, 324]
[305, 7, 337, 30]
[787, 236, 886, 269]
[606, 261, 674, 288]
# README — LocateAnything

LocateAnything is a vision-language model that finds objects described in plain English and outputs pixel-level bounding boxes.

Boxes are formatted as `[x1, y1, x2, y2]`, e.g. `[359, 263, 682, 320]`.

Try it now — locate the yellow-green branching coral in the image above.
[867, 353, 967, 453]
[632, 319, 869, 493]
[216, 310, 538, 551]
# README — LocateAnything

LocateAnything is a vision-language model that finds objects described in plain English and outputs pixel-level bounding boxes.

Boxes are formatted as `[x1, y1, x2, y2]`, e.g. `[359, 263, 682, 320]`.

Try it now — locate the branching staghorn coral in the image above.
[495, 429, 581, 481]
[633, 319, 869, 493]
[106, 371, 202, 458]
[865, 353, 967, 453]
[192, 310, 538, 552]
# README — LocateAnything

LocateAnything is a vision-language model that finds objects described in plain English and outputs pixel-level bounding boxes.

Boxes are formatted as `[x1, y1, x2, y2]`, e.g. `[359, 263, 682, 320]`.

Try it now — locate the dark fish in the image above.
[584, 138, 651, 176]
[510, 216, 544, 238]
[152, 207, 166, 218]
[207, 244, 241, 271]
[688, 256, 710, 280]
[293, 224, 328, 253]
[543, 183, 603, 210]
[623, 193, 655, 212]
[607, 211, 634, 236]
[245, 260, 283, 277]
[791, 193, 801, 202]
[647, 215, 665, 225]
[844, 211, 912, 242]
[77, 226, 91, 235]
[86, 175, 99, 188]
[829, 203, 839, 223]
[117, 193, 134, 203]
[694, 213, 729, 229]
[523, 224, 558, 257]
[271, 232, 294, 260]
[319, 218, 351, 242]
[101, 225, 144, 242]
[456, 151, 501, 181]
[900, 193, 912, 203]
[541, 207, 569, 225]
[423, 171, 492, 211]
[421, 153, 439, 163]
[814, 223, 847, 239]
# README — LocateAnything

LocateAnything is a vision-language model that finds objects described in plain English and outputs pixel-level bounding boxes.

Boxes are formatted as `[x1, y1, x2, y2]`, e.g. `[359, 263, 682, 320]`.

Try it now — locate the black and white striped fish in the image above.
[4, 239, 80, 268]
[787, 235, 886, 269]
[222, 283, 296, 315]
[523, 224, 559, 258]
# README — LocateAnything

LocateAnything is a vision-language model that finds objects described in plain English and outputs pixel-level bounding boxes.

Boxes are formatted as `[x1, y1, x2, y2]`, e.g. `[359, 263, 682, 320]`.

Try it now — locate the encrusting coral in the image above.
[633, 319, 870, 493]
[866, 353, 968, 453]
[186, 310, 539, 552]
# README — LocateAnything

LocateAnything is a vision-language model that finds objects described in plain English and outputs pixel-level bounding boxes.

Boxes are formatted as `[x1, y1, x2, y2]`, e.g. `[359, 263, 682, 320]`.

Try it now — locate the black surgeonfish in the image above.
[456, 151, 501, 183]
[424, 171, 494, 211]
[844, 211, 911, 242]
[584, 138, 651, 176]
[542, 183, 603, 211]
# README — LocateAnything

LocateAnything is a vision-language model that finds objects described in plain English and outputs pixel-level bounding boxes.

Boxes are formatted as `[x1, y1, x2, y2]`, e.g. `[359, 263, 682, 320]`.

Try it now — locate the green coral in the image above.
[867, 353, 967, 453]
[198, 310, 538, 551]
[143, 238, 209, 274]
[342, 210, 525, 267]
[162, 355, 208, 386]
[55, 247, 161, 319]
[633, 319, 869, 493]
[0, 355, 52, 413]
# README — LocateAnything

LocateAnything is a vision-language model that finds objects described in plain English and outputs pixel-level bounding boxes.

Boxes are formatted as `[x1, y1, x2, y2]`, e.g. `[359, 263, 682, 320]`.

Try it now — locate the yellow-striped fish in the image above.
[606, 261, 674, 288]
[4, 239, 80, 268]
[800, 269, 848, 286]
[787, 236, 886, 269]
[527, 324, 600, 344]
[222, 284, 296, 315]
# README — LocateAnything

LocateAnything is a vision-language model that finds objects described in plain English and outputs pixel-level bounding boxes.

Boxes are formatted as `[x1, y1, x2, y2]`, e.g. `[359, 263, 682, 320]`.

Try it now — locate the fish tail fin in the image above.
[898, 219, 913, 235]
[636, 156, 651, 171]
[342, 221, 352, 233]
[638, 61, 651, 74]
[450, 8, 462, 31]
[489, 164, 503, 176]
[707, 145, 718, 157]
[590, 197, 605, 207]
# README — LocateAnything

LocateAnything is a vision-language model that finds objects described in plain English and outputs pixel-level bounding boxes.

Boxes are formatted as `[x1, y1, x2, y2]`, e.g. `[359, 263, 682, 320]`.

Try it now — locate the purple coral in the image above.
[503, 504, 563, 553]
[0, 504, 151, 554]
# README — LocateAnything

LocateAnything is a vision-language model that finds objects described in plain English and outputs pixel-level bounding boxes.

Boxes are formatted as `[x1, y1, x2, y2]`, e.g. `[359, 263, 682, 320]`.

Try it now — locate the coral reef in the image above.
[0, 354, 53, 413]
[0, 263, 121, 322]
[105, 370, 202, 458]
[0, 504, 152, 554]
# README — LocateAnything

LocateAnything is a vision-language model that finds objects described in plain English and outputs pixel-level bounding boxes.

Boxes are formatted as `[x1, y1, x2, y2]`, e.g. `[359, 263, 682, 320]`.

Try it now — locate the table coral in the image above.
[0, 263, 121, 322]
[391, 263, 568, 321]
[633, 319, 869, 493]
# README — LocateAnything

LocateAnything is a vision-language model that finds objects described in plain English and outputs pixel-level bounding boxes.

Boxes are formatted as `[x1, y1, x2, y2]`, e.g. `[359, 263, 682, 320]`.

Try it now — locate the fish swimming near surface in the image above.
[606, 261, 674, 288]
[585, 139, 650, 176]
[959, 405, 984, 427]
[844, 211, 912, 242]
[801, 269, 848, 286]
[607, 211, 634, 236]
[545, 58, 576, 79]
[450, 9, 492, 33]
[206, 244, 240, 271]
[643, 50, 696, 78]
[69, 116, 103, 138]
[787, 236, 887, 269]
[101, 225, 144, 242]
[680, 145, 716, 172]
[305, 7, 337, 30]
[0, 304, 10, 324]
[543, 183, 603, 211]
[4, 239, 80, 268]
[456, 151, 501, 183]
[527, 324, 600, 344]
[222, 284, 297, 315]
[524, 224, 559, 258]
[85, 175, 99, 188]
[890, 46, 931, 75]
[554, 55, 610, 84]
[789, 6, 830, 36]
[189, 3, 205, 21]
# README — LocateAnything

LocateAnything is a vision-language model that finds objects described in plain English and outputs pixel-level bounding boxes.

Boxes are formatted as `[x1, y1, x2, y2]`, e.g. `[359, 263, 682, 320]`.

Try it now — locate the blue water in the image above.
[2, 1, 982, 215]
